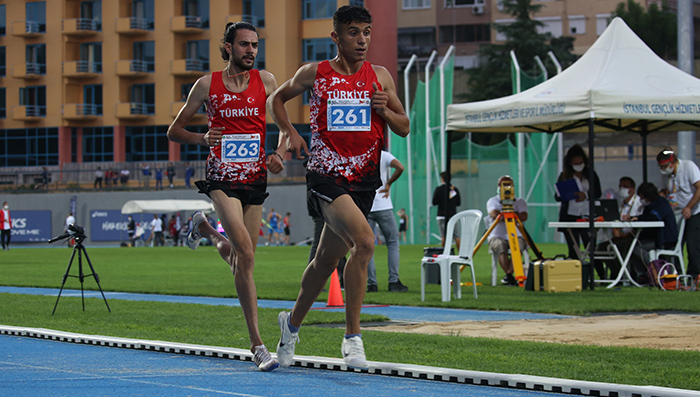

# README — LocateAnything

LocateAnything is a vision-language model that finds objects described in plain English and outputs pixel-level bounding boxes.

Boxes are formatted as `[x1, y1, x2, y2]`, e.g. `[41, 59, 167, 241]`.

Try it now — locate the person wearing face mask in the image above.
[657, 148, 700, 278]
[595, 177, 645, 279]
[555, 144, 602, 259]
[1, 201, 11, 251]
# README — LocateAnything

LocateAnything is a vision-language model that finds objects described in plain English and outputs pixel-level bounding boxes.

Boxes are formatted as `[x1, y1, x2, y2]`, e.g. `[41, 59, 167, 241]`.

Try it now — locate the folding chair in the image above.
[421, 209, 482, 301]
[650, 217, 686, 275]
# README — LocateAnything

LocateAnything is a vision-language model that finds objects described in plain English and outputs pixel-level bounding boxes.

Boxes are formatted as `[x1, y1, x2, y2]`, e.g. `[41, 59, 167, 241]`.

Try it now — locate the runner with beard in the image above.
[167, 21, 284, 372]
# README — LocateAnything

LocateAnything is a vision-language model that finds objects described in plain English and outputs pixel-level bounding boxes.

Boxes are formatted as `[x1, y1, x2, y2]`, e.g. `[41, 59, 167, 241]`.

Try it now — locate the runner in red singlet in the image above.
[268, 5, 409, 370]
[167, 21, 284, 372]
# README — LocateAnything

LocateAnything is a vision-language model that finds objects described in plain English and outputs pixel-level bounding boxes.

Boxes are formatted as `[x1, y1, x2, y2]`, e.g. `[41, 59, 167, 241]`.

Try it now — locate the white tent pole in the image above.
[510, 50, 525, 198]
[534, 55, 547, 80]
[404, 54, 417, 244]
[425, 50, 437, 244]
[548, 50, 564, 243]
[439, 45, 455, 172]
[678, 0, 696, 162]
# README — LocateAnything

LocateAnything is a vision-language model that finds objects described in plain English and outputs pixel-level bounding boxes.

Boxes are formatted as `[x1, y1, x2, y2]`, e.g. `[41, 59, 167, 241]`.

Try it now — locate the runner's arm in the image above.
[372, 66, 410, 138]
[168, 75, 215, 146]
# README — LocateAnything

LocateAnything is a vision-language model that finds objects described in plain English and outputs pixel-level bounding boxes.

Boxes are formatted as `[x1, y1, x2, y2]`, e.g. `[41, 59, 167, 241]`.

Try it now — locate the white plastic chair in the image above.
[650, 217, 686, 275]
[421, 209, 482, 301]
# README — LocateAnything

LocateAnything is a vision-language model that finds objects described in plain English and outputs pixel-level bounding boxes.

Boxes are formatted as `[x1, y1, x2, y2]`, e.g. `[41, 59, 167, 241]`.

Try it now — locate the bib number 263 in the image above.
[222, 134, 260, 163]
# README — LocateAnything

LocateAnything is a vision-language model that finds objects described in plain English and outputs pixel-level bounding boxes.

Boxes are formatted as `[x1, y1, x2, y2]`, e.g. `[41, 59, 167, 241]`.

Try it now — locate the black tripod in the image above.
[50, 228, 110, 315]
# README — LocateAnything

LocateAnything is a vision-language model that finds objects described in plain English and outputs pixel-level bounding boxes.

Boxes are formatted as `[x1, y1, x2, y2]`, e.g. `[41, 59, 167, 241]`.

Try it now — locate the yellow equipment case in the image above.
[529, 256, 582, 293]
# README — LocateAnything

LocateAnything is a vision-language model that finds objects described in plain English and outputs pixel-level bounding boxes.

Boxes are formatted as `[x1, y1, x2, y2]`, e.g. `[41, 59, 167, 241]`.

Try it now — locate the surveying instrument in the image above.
[49, 223, 111, 315]
[467, 177, 543, 286]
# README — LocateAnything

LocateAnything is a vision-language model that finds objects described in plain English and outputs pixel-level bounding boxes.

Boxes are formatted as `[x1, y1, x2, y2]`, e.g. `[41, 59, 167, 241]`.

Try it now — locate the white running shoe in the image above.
[253, 345, 279, 372]
[276, 311, 299, 367]
[186, 211, 206, 250]
[341, 336, 369, 370]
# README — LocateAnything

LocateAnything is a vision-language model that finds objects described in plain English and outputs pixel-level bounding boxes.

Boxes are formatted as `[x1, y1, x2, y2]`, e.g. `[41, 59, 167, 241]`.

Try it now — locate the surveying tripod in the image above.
[463, 181, 543, 287]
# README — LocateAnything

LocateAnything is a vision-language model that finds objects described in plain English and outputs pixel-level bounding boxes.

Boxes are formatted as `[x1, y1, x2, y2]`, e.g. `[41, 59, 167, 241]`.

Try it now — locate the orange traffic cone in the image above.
[326, 269, 345, 307]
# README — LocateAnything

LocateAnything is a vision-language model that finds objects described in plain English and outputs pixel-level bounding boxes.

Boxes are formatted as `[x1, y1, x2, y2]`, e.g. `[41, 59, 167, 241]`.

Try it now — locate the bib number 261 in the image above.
[222, 134, 260, 163]
[327, 98, 371, 131]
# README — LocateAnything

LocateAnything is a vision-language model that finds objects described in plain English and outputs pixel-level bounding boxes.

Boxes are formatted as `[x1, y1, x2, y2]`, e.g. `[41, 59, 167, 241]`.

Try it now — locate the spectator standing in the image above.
[366, 150, 407, 293]
[282, 212, 291, 246]
[397, 208, 408, 244]
[267, 208, 282, 246]
[167, 162, 176, 188]
[150, 214, 165, 247]
[155, 165, 164, 190]
[127, 215, 136, 247]
[120, 167, 130, 186]
[94, 167, 104, 189]
[432, 171, 461, 248]
[185, 162, 195, 189]
[141, 163, 151, 189]
[1, 201, 11, 251]
[657, 148, 700, 278]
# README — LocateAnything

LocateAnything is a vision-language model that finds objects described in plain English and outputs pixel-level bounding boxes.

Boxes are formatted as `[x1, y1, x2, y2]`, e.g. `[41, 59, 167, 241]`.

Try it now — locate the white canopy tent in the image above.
[446, 17, 700, 288]
[121, 200, 214, 215]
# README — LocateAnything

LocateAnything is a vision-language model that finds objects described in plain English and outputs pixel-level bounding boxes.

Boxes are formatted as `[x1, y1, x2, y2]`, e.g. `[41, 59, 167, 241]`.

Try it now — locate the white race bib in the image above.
[221, 133, 260, 163]
[327, 98, 371, 131]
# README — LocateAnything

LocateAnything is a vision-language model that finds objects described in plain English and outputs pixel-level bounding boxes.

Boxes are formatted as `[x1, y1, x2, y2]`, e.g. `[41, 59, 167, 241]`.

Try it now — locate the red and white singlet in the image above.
[308, 61, 386, 191]
[206, 69, 267, 191]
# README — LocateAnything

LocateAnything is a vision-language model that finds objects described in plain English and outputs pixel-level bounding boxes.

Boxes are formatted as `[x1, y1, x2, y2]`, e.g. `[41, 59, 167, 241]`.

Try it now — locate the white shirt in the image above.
[486, 195, 528, 241]
[64, 215, 75, 231]
[618, 193, 644, 235]
[370, 151, 397, 212]
[1, 209, 10, 230]
[150, 218, 163, 232]
[662, 159, 700, 216]
[567, 176, 590, 217]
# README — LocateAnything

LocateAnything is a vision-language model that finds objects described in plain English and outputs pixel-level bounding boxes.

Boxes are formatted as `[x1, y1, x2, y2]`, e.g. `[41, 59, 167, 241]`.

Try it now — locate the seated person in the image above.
[595, 176, 645, 279]
[621, 182, 678, 283]
[486, 175, 528, 286]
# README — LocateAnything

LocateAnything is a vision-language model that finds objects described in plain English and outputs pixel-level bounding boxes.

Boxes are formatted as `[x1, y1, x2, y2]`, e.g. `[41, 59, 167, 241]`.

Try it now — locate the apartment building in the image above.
[0, 0, 391, 170]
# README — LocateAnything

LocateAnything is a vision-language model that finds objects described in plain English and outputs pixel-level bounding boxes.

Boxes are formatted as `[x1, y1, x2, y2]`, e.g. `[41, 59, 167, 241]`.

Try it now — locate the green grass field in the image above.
[1, 244, 699, 390]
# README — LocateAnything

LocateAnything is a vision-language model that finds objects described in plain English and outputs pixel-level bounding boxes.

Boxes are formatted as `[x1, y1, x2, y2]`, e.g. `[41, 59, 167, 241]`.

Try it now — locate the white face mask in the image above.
[497, 187, 501, 195]
[2, 205, 7, 210]
[640, 198, 649, 206]
[659, 166, 673, 176]
[572, 164, 585, 173]
[619, 188, 630, 198]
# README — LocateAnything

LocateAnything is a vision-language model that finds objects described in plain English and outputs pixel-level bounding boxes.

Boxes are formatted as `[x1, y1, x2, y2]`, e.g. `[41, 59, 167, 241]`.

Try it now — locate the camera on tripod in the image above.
[499, 177, 515, 207]
[49, 223, 86, 244]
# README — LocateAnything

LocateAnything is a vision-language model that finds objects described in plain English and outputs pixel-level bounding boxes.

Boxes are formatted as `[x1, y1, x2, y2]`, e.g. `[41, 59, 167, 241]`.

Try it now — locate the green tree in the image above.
[465, 0, 577, 103]
[612, 0, 676, 60]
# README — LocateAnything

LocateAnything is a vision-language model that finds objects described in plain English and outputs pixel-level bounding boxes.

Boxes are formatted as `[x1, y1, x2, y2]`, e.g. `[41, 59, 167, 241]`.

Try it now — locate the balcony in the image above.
[11, 20, 44, 37]
[170, 101, 206, 119]
[115, 60, 150, 77]
[115, 17, 151, 35]
[171, 59, 207, 77]
[12, 105, 45, 122]
[171, 15, 204, 34]
[13, 63, 43, 80]
[116, 102, 152, 119]
[62, 18, 101, 36]
[63, 104, 101, 121]
[226, 14, 266, 36]
[63, 61, 101, 79]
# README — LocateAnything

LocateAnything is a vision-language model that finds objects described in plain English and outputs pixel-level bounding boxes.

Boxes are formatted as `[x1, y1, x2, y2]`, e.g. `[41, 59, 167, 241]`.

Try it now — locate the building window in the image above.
[84, 84, 102, 116]
[242, 0, 265, 28]
[403, 0, 431, 10]
[0, 47, 5, 76]
[19, 85, 47, 117]
[83, 127, 113, 162]
[26, 44, 46, 75]
[26, 1, 46, 33]
[350, 0, 364, 6]
[132, 0, 155, 30]
[125, 125, 169, 161]
[596, 14, 609, 36]
[80, 42, 102, 73]
[255, 38, 265, 70]
[303, 38, 335, 63]
[439, 24, 490, 43]
[180, 125, 210, 161]
[302, 0, 336, 20]
[183, 0, 209, 29]
[444, 0, 484, 6]
[568, 15, 585, 35]
[537, 17, 562, 38]
[0, 5, 6, 35]
[133, 41, 155, 72]
[0, 128, 58, 167]
[131, 84, 155, 115]
[398, 27, 436, 57]
[80, 0, 102, 30]
[186, 40, 209, 72]
[0, 88, 5, 118]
